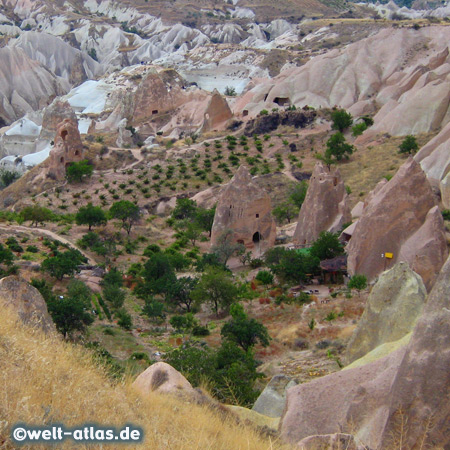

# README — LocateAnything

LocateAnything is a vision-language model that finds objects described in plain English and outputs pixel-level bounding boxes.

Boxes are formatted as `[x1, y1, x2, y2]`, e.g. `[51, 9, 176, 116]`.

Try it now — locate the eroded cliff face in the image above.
[347, 158, 447, 291]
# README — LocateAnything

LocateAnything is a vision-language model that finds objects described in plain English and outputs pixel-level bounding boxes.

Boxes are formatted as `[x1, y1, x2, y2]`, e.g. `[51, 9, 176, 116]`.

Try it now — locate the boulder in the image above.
[252, 375, 297, 418]
[293, 163, 350, 246]
[116, 119, 134, 148]
[0, 276, 56, 334]
[345, 262, 426, 364]
[347, 158, 447, 290]
[132, 362, 196, 397]
[440, 171, 450, 208]
[210, 166, 276, 251]
[280, 252, 450, 449]
[202, 89, 232, 132]
[226, 405, 280, 432]
[297, 434, 366, 450]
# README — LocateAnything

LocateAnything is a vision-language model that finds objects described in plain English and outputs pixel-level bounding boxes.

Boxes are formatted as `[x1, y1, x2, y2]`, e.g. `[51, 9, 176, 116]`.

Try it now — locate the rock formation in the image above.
[47, 118, 84, 179]
[347, 158, 447, 290]
[297, 434, 366, 450]
[40, 100, 77, 141]
[132, 362, 196, 397]
[0, 276, 56, 334]
[280, 252, 450, 449]
[440, 171, 450, 208]
[345, 262, 426, 364]
[202, 90, 232, 132]
[210, 166, 276, 251]
[293, 163, 350, 246]
[252, 375, 296, 418]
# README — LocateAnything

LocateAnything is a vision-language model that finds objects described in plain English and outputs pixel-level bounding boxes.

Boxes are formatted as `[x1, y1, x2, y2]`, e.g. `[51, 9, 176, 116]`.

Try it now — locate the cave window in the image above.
[252, 232, 261, 243]
[60, 157, 64, 164]
[256, 213, 259, 218]
[333, 177, 338, 186]
[243, 110, 248, 117]
[61, 130, 68, 141]
[152, 110, 158, 115]
[74, 150, 80, 156]
[274, 97, 290, 106]
[237, 239, 244, 245]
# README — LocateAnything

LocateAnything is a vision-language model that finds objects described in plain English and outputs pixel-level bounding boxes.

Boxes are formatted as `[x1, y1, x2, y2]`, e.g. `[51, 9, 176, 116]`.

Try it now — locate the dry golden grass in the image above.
[0, 306, 290, 450]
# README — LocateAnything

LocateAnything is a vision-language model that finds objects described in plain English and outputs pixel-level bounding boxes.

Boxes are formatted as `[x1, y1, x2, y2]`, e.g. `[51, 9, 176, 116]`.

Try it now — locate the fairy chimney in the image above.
[48, 118, 84, 179]
[211, 166, 276, 251]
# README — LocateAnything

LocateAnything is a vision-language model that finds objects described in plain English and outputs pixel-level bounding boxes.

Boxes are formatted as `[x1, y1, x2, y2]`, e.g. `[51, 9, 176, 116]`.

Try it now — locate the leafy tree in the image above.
[264, 246, 288, 267]
[221, 303, 270, 352]
[103, 284, 126, 310]
[66, 279, 92, 305]
[270, 249, 319, 284]
[116, 308, 133, 330]
[0, 169, 20, 188]
[171, 198, 197, 220]
[137, 253, 176, 296]
[348, 274, 367, 296]
[76, 203, 107, 230]
[191, 267, 239, 316]
[255, 270, 274, 285]
[110, 200, 140, 235]
[224, 86, 237, 96]
[331, 109, 353, 132]
[211, 229, 245, 266]
[41, 249, 86, 280]
[352, 122, 367, 137]
[20, 205, 53, 227]
[195, 252, 227, 272]
[398, 135, 418, 154]
[310, 231, 344, 261]
[273, 201, 299, 224]
[325, 132, 354, 164]
[142, 298, 166, 322]
[0, 243, 14, 275]
[289, 181, 308, 208]
[166, 276, 198, 312]
[195, 206, 216, 237]
[102, 267, 123, 287]
[169, 313, 198, 333]
[66, 159, 93, 183]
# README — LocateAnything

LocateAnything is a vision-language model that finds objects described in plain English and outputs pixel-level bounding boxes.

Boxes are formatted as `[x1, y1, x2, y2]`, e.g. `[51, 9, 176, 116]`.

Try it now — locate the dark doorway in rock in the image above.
[252, 232, 261, 243]
[61, 130, 68, 140]
[274, 97, 290, 106]
[152, 110, 158, 115]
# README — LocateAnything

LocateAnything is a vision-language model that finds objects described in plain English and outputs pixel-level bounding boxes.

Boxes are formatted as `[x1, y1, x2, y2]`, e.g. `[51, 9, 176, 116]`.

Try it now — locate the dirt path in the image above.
[0, 225, 97, 266]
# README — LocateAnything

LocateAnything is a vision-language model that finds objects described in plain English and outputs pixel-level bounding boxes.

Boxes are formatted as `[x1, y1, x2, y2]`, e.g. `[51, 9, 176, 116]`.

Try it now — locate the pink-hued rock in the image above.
[202, 89, 232, 132]
[297, 434, 366, 450]
[47, 118, 84, 179]
[0, 276, 56, 334]
[293, 163, 350, 246]
[40, 99, 77, 141]
[347, 158, 447, 290]
[132, 362, 196, 397]
[281, 252, 450, 450]
[211, 166, 276, 251]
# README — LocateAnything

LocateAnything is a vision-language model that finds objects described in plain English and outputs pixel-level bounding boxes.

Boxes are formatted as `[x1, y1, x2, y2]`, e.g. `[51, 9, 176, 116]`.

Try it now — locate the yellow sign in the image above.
[385, 252, 393, 259]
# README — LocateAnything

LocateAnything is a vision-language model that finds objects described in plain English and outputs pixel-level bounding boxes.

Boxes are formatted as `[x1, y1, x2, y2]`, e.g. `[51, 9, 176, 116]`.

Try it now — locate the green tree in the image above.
[398, 135, 418, 154]
[137, 253, 176, 296]
[331, 109, 353, 132]
[289, 181, 308, 208]
[310, 231, 344, 261]
[142, 298, 166, 322]
[76, 203, 107, 231]
[352, 122, 367, 137]
[41, 249, 86, 280]
[224, 86, 236, 96]
[20, 205, 54, 227]
[273, 201, 299, 224]
[166, 276, 198, 312]
[171, 198, 197, 220]
[0, 169, 20, 188]
[195, 206, 216, 237]
[211, 229, 245, 266]
[102, 267, 124, 287]
[325, 132, 354, 164]
[103, 284, 126, 310]
[66, 160, 93, 183]
[110, 200, 140, 235]
[0, 243, 14, 276]
[191, 267, 239, 316]
[221, 303, 270, 352]
[348, 274, 367, 296]
[116, 308, 133, 330]
[270, 250, 319, 284]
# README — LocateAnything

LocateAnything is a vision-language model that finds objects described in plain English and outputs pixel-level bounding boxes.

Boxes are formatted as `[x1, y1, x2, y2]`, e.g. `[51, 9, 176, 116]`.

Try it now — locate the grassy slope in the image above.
[0, 304, 289, 450]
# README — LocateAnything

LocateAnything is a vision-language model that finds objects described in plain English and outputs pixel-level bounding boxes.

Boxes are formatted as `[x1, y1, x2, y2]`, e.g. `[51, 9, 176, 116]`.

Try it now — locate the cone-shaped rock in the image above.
[347, 158, 447, 290]
[211, 166, 276, 251]
[202, 89, 232, 132]
[293, 162, 350, 246]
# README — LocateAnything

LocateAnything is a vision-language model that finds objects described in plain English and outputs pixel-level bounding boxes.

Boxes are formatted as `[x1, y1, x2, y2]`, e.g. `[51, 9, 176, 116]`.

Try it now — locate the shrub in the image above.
[398, 135, 419, 154]
[255, 270, 274, 285]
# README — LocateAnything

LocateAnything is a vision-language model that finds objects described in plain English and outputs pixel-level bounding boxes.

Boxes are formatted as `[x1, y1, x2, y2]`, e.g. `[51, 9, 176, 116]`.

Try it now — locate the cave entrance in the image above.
[61, 130, 68, 141]
[252, 232, 261, 243]
[274, 97, 290, 106]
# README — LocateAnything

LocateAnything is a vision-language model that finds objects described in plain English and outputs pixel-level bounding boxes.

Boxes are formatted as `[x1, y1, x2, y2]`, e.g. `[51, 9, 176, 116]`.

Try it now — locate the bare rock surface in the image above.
[293, 163, 350, 246]
[132, 362, 196, 397]
[297, 434, 366, 450]
[347, 158, 447, 290]
[281, 253, 450, 449]
[0, 275, 56, 334]
[211, 165, 276, 251]
[202, 89, 232, 132]
[40, 99, 77, 141]
[252, 375, 297, 418]
[345, 262, 426, 364]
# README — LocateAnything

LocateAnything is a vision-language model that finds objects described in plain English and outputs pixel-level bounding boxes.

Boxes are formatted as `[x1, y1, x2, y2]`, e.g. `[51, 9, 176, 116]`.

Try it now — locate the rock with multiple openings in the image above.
[40, 100, 77, 141]
[347, 158, 447, 291]
[345, 262, 426, 364]
[210, 166, 276, 251]
[293, 162, 350, 246]
[0, 276, 56, 334]
[47, 118, 84, 179]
